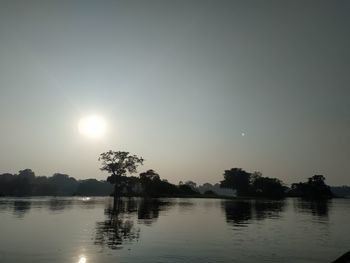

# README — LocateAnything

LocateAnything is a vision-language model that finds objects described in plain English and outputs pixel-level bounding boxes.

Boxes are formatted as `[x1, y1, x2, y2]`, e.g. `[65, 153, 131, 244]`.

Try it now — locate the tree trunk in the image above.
[113, 173, 119, 211]
[113, 183, 118, 211]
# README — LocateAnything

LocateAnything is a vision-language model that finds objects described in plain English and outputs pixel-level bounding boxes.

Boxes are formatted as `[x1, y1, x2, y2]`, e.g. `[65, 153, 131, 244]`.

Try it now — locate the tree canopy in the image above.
[220, 168, 286, 198]
[220, 168, 251, 196]
[290, 175, 333, 199]
[99, 150, 144, 208]
[99, 150, 144, 178]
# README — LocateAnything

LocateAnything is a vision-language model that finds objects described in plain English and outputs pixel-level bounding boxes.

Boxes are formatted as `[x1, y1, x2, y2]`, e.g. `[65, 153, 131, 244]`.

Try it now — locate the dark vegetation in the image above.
[220, 168, 287, 198]
[330, 186, 350, 197]
[219, 168, 335, 199]
[288, 175, 334, 199]
[0, 151, 339, 200]
[99, 150, 144, 207]
[0, 169, 112, 196]
[0, 169, 199, 197]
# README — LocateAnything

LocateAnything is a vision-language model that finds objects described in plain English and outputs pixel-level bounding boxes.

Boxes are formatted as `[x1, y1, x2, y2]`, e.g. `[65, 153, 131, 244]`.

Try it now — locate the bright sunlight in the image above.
[78, 115, 107, 139]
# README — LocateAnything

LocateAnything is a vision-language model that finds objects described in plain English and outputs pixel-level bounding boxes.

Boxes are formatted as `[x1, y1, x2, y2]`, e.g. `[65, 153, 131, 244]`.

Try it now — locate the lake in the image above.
[0, 197, 349, 263]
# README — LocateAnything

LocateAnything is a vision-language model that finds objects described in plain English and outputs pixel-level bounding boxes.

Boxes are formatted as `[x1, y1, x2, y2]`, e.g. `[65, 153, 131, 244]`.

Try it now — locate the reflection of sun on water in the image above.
[78, 256, 86, 263]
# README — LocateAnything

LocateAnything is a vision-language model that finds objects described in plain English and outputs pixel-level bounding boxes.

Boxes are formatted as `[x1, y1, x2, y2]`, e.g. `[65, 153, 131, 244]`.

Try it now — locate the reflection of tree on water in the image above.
[223, 200, 252, 226]
[138, 199, 173, 225]
[254, 200, 285, 220]
[94, 200, 140, 250]
[49, 198, 72, 212]
[295, 199, 330, 218]
[222, 200, 285, 226]
[13, 200, 31, 218]
[94, 198, 175, 249]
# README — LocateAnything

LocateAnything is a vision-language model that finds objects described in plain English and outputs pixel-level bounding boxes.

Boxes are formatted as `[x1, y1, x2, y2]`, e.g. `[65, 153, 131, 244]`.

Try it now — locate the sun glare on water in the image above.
[78, 115, 107, 139]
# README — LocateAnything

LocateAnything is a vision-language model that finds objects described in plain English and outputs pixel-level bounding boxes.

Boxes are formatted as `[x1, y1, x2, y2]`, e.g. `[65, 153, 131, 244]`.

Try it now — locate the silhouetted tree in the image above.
[0, 173, 16, 196]
[220, 168, 251, 196]
[118, 175, 140, 196]
[251, 172, 286, 199]
[178, 184, 200, 196]
[204, 190, 217, 196]
[99, 150, 144, 209]
[290, 175, 333, 199]
[331, 186, 350, 197]
[139, 169, 181, 197]
[139, 169, 160, 196]
[14, 169, 35, 196]
[49, 173, 78, 195]
[184, 180, 197, 190]
[76, 179, 113, 196]
[33, 176, 57, 196]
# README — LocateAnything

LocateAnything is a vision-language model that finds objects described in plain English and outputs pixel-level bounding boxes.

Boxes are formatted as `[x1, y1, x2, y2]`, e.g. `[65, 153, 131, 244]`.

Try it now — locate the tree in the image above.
[251, 173, 286, 198]
[99, 150, 144, 208]
[184, 180, 197, 190]
[289, 175, 333, 199]
[15, 169, 35, 196]
[139, 169, 160, 196]
[140, 169, 160, 182]
[220, 168, 251, 196]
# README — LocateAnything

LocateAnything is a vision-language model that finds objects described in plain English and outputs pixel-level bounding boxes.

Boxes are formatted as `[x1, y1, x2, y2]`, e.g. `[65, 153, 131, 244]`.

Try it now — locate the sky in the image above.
[0, 0, 349, 186]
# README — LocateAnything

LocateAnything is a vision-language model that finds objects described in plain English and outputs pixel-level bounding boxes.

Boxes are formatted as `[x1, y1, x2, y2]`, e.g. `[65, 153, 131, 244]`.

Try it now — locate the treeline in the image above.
[220, 168, 334, 199]
[0, 169, 199, 197]
[330, 186, 350, 197]
[109, 169, 200, 197]
[0, 169, 113, 196]
[0, 167, 337, 199]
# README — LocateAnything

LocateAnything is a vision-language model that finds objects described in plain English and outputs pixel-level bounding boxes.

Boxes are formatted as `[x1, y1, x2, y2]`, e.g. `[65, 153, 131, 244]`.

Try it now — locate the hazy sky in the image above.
[0, 0, 349, 185]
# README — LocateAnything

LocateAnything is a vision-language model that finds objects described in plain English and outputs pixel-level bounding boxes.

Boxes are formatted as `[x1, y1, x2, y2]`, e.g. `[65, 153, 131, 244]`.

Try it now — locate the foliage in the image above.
[178, 184, 200, 196]
[99, 150, 144, 203]
[140, 169, 181, 197]
[76, 179, 113, 196]
[220, 168, 286, 198]
[0, 170, 112, 196]
[184, 180, 197, 189]
[0, 167, 336, 200]
[220, 168, 251, 196]
[289, 175, 333, 199]
[251, 174, 286, 198]
[331, 186, 350, 197]
[203, 190, 217, 195]
[99, 150, 144, 177]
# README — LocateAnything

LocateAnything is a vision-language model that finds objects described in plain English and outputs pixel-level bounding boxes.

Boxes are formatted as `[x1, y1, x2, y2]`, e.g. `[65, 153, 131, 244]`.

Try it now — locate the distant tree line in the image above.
[0, 167, 337, 199]
[106, 169, 200, 198]
[0, 169, 199, 197]
[220, 168, 287, 198]
[219, 168, 334, 199]
[0, 169, 113, 196]
[330, 186, 350, 197]
[288, 174, 334, 199]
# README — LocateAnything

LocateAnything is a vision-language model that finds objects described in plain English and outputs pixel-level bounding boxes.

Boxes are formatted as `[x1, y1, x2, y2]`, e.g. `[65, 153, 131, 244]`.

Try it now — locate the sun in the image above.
[78, 115, 107, 139]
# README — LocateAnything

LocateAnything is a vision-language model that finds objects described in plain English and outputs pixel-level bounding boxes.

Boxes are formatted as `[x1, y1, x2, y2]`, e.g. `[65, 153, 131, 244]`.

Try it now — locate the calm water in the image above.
[0, 197, 349, 263]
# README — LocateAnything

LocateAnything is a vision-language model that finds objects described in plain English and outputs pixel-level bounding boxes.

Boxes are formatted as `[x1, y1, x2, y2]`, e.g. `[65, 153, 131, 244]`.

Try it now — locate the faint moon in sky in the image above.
[78, 115, 107, 139]
[241, 132, 245, 136]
